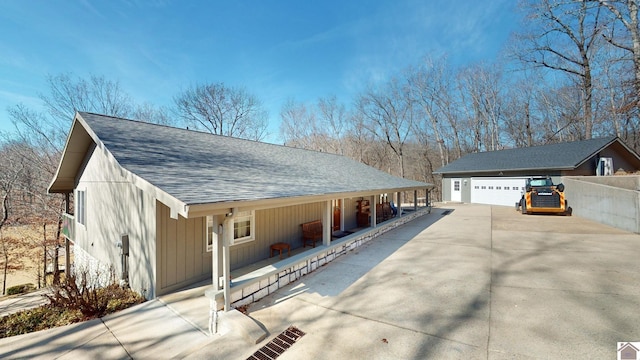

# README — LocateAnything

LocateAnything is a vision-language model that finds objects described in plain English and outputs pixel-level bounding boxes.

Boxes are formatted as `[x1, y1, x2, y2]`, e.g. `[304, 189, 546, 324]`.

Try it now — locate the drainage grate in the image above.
[441, 210, 451, 216]
[247, 326, 306, 360]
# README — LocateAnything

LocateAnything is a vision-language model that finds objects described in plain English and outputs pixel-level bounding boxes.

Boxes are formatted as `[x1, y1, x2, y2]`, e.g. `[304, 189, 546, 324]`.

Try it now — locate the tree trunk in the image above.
[42, 223, 47, 287]
[2, 240, 7, 295]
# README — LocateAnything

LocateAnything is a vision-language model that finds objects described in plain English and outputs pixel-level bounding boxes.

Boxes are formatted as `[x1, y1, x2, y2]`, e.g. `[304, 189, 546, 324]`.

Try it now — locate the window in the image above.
[453, 181, 460, 191]
[496, 186, 502, 190]
[513, 186, 519, 190]
[206, 216, 215, 252]
[481, 186, 486, 190]
[206, 211, 256, 248]
[504, 186, 510, 190]
[488, 186, 494, 190]
[233, 211, 255, 244]
[474, 186, 479, 189]
[76, 190, 86, 226]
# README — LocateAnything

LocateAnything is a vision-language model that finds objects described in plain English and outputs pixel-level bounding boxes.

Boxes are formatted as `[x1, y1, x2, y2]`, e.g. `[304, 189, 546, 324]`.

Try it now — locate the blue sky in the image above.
[0, 0, 518, 143]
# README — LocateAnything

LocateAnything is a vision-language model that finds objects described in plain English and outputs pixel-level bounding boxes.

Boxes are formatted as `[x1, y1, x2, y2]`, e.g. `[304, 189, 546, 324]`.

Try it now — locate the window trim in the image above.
[206, 215, 215, 252]
[232, 210, 255, 245]
[207, 211, 256, 249]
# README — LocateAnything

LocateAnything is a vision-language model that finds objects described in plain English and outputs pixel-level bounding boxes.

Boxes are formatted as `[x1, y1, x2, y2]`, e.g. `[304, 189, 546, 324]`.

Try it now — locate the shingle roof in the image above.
[434, 136, 619, 175]
[78, 112, 430, 205]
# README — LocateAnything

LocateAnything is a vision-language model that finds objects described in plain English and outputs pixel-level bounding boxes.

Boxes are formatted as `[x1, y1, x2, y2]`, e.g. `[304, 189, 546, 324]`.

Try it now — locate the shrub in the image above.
[6, 283, 36, 296]
[45, 271, 145, 320]
[0, 271, 145, 338]
[0, 306, 82, 338]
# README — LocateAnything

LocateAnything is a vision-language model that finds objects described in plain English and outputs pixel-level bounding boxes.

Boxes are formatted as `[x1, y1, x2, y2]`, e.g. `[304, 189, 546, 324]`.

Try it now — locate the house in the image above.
[434, 137, 640, 207]
[48, 112, 433, 310]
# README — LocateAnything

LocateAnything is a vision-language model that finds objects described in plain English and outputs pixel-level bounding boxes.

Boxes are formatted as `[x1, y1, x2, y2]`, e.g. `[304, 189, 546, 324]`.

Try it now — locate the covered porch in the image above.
[200, 188, 432, 334]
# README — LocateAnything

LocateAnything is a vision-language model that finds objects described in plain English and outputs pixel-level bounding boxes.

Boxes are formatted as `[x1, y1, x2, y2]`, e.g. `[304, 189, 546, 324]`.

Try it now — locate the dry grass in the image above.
[0, 224, 62, 295]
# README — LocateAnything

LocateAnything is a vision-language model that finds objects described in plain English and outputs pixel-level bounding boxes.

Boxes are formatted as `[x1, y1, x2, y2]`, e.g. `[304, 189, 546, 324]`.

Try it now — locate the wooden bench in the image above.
[301, 220, 323, 248]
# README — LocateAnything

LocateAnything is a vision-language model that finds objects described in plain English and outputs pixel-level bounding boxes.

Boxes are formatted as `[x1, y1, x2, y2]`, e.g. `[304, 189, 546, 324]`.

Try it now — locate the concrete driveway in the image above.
[196, 204, 640, 359]
[2, 204, 639, 359]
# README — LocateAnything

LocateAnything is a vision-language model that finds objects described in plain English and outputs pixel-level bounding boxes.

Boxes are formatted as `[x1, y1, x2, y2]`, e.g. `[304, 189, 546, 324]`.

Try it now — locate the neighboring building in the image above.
[49, 112, 432, 304]
[434, 137, 640, 206]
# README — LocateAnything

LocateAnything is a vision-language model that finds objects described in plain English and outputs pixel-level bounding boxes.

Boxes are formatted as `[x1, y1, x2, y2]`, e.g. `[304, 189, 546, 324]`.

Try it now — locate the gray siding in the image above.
[156, 201, 212, 295]
[230, 202, 323, 270]
[74, 143, 157, 298]
[442, 178, 452, 201]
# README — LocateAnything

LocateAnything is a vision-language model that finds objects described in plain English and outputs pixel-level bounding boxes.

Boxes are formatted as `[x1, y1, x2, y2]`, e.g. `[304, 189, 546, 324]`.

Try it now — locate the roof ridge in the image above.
[78, 111, 348, 159]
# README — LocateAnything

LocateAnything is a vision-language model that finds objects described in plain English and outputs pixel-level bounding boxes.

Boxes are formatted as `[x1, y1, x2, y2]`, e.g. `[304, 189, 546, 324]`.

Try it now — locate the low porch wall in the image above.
[228, 207, 431, 308]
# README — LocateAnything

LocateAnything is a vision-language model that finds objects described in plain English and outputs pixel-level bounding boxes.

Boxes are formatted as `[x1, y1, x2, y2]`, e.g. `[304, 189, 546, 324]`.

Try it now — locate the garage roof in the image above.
[49, 112, 432, 207]
[434, 136, 635, 175]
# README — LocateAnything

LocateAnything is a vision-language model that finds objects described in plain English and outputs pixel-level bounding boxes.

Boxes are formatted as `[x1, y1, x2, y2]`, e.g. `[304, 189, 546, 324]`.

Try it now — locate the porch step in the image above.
[219, 309, 267, 345]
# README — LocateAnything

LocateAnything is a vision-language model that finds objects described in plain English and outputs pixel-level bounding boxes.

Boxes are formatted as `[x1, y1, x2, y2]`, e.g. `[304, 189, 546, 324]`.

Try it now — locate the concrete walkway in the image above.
[1, 204, 639, 359]
[0, 289, 50, 318]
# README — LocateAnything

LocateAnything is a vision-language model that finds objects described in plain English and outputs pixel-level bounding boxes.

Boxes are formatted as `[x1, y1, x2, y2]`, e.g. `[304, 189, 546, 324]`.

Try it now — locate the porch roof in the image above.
[49, 112, 432, 213]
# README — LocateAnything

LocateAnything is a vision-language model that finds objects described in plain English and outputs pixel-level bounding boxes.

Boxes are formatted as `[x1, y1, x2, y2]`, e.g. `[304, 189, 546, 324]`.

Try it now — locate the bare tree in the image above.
[280, 98, 322, 149]
[409, 57, 450, 167]
[515, 0, 604, 139]
[132, 103, 174, 126]
[280, 96, 351, 155]
[457, 63, 505, 152]
[596, 0, 640, 111]
[173, 82, 268, 141]
[356, 76, 417, 178]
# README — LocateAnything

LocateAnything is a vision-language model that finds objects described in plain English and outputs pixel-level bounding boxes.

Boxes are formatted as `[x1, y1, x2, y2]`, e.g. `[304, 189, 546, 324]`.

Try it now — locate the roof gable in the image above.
[434, 137, 626, 175]
[57, 112, 430, 207]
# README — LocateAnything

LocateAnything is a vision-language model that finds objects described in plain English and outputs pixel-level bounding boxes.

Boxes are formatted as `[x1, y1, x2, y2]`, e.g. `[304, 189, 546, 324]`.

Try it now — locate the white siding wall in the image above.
[74, 145, 157, 298]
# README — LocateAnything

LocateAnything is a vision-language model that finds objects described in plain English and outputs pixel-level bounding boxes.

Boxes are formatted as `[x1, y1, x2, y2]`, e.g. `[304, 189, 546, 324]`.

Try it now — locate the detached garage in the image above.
[435, 136, 640, 206]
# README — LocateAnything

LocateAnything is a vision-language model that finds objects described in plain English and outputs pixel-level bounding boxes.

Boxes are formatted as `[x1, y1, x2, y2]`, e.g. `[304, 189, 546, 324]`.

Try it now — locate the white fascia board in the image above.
[186, 185, 432, 218]
[48, 114, 84, 193]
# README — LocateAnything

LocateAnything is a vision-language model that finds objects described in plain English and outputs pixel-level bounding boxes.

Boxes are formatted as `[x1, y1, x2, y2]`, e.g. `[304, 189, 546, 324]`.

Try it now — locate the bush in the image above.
[45, 271, 145, 320]
[0, 306, 82, 338]
[6, 283, 36, 296]
[0, 271, 145, 338]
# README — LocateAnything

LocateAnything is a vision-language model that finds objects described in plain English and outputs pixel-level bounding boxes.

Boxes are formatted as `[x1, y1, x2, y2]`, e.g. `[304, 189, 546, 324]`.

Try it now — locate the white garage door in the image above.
[470, 178, 527, 207]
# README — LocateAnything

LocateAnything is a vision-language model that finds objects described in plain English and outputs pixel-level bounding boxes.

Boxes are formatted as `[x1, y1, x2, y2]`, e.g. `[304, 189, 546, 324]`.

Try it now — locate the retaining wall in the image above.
[563, 176, 640, 234]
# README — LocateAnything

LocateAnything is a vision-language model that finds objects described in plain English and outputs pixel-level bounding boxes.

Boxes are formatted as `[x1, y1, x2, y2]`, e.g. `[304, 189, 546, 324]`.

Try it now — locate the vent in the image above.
[247, 326, 306, 360]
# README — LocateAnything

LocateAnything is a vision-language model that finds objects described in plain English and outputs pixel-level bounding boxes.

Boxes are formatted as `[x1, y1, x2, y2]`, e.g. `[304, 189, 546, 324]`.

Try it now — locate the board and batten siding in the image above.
[156, 201, 212, 295]
[229, 198, 362, 270]
[230, 202, 323, 270]
[74, 143, 157, 299]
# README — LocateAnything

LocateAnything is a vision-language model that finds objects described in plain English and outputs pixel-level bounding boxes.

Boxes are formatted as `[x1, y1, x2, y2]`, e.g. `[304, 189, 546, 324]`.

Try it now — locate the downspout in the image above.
[65, 193, 71, 276]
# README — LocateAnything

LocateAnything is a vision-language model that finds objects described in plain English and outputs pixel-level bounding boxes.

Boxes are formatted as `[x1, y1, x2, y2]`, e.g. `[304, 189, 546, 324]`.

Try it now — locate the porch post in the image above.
[397, 192, 403, 217]
[323, 200, 331, 246]
[340, 198, 345, 231]
[212, 216, 221, 291]
[414, 190, 418, 211]
[426, 188, 430, 206]
[372, 194, 378, 228]
[222, 209, 236, 311]
[65, 193, 71, 275]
